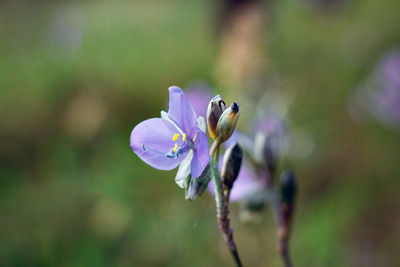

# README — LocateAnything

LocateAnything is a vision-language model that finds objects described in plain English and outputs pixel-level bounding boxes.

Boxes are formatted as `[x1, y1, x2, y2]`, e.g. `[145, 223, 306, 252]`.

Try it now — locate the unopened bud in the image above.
[279, 170, 297, 237]
[253, 132, 279, 176]
[216, 102, 240, 143]
[209, 102, 240, 157]
[206, 95, 226, 139]
[185, 165, 212, 201]
[279, 170, 296, 206]
[221, 143, 243, 190]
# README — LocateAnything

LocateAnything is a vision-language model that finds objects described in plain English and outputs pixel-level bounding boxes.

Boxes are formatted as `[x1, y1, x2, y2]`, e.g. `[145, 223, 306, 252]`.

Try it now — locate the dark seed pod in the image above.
[221, 142, 243, 190]
[279, 170, 297, 239]
[279, 170, 296, 206]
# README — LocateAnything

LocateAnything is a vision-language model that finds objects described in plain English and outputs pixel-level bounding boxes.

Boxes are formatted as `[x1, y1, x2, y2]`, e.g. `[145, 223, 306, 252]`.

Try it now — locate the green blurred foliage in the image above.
[1, 0, 400, 266]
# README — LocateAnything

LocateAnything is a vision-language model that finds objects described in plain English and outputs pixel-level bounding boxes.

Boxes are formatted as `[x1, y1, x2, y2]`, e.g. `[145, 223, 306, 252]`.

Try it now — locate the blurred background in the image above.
[1, 0, 400, 266]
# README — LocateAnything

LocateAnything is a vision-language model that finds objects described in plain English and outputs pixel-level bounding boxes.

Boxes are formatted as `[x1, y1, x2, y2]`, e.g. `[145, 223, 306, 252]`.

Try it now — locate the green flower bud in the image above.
[206, 95, 226, 139]
[221, 143, 243, 190]
[216, 102, 240, 142]
[185, 164, 212, 201]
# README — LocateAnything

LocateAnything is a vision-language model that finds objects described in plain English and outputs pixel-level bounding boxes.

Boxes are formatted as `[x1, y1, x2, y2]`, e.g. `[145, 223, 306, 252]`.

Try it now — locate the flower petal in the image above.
[130, 118, 183, 170]
[191, 130, 210, 178]
[197, 116, 206, 133]
[168, 86, 198, 138]
[207, 159, 263, 202]
[229, 165, 263, 201]
[175, 150, 193, 188]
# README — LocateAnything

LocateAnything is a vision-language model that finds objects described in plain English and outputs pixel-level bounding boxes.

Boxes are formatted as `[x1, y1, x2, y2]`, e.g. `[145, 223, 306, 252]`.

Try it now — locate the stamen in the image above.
[182, 133, 187, 142]
[173, 133, 180, 141]
[142, 144, 165, 155]
[173, 143, 178, 152]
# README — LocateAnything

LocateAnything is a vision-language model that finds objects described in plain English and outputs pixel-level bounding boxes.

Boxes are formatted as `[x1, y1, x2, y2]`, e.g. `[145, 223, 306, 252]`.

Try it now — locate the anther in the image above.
[173, 133, 180, 141]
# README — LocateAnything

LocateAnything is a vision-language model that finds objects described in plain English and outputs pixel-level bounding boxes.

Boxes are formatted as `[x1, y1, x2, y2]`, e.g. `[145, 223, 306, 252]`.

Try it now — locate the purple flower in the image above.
[208, 157, 264, 202]
[208, 114, 287, 203]
[208, 131, 265, 202]
[253, 114, 287, 139]
[130, 86, 210, 182]
[228, 162, 265, 201]
[349, 49, 400, 127]
[373, 51, 400, 125]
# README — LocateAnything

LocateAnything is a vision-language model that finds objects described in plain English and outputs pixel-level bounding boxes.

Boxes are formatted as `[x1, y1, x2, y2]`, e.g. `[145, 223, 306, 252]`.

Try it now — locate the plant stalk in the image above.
[270, 187, 292, 267]
[211, 146, 243, 267]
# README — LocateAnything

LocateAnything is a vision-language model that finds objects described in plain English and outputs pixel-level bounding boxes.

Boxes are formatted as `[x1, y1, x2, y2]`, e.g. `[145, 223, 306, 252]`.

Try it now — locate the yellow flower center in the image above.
[171, 133, 187, 153]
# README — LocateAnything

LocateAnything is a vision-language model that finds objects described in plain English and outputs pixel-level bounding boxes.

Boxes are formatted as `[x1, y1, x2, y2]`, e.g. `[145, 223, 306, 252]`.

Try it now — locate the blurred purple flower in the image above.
[253, 114, 287, 138]
[208, 131, 264, 202]
[373, 51, 400, 125]
[208, 155, 264, 202]
[349, 49, 400, 127]
[130, 86, 209, 178]
[185, 84, 213, 119]
[208, 113, 286, 202]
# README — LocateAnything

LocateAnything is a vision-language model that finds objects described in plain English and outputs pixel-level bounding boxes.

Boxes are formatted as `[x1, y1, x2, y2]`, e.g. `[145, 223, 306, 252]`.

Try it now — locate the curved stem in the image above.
[211, 146, 243, 267]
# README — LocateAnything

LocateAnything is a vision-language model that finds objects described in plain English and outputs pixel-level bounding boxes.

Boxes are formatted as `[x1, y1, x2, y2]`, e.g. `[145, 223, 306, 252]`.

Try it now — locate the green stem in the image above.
[211, 146, 243, 267]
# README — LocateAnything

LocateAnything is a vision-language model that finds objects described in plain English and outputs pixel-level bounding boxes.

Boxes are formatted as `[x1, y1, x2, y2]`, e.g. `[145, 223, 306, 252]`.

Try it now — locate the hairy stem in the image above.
[211, 147, 243, 267]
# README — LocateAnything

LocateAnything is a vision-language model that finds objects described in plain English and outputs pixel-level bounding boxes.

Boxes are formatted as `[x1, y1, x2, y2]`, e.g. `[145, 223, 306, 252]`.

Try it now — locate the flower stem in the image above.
[270, 187, 292, 267]
[263, 168, 292, 267]
[211, 146, 243, 267]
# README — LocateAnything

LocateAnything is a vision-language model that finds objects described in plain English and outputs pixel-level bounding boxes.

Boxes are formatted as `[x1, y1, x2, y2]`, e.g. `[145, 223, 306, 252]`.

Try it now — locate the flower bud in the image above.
[209, 102, 240, 157]
[221, 143, 243, 190]
[279, 170, 297, 238]
[253, 132, 279, 176]
[185, 165, 212, 201]
[216, 102, 240, 143]
[279, 170, 296, 206]
[206, 95, 226, 139]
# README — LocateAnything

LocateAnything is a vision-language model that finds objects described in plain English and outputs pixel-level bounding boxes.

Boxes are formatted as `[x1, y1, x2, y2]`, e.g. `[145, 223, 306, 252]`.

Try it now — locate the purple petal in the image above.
[190, 129, 210, 178]
[130, 118, 183, 170]
[229, 164, 264, 201]
[208, 158, 263, 202]
[168, 86, 198, 138]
